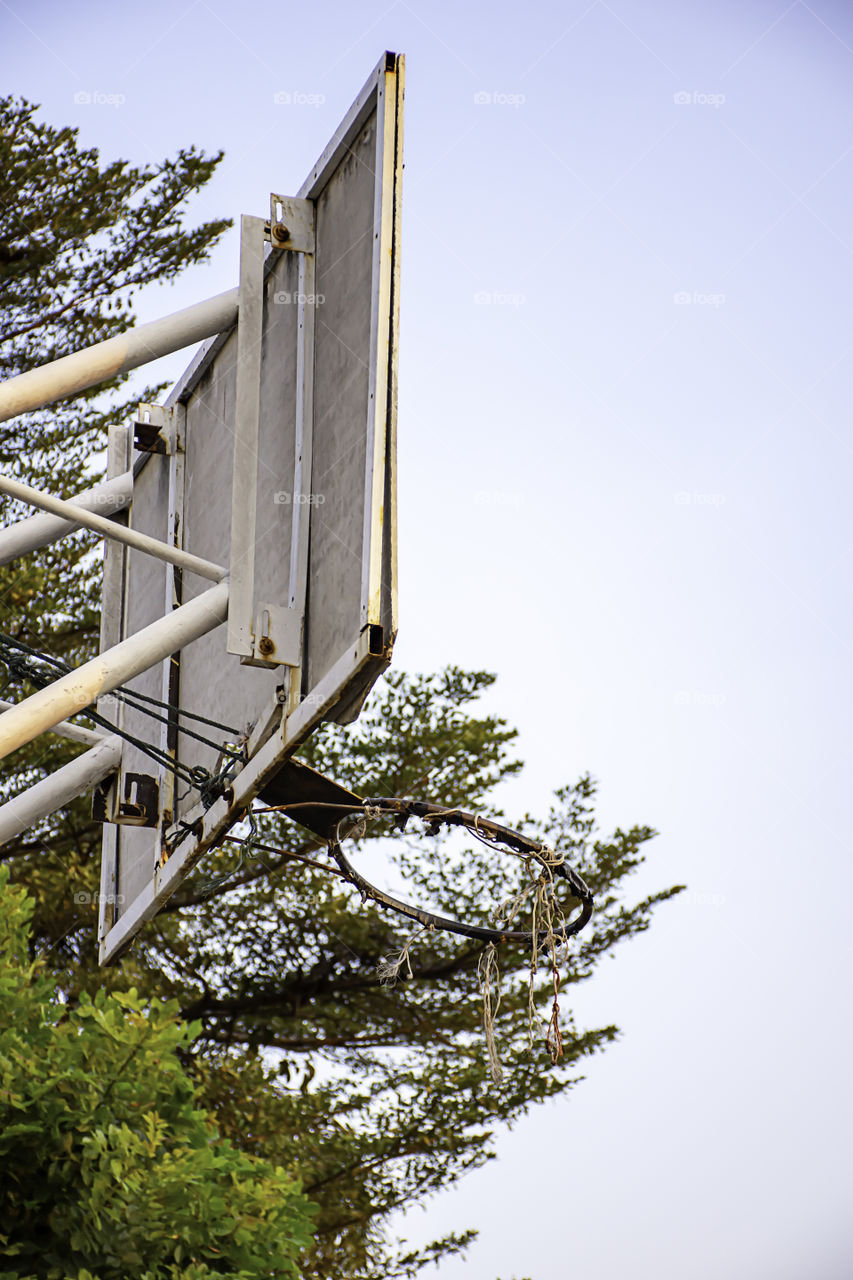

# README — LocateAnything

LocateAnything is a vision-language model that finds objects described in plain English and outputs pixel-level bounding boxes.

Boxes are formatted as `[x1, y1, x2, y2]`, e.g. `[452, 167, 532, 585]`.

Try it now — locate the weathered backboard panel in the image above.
[98, 53, 403, 963]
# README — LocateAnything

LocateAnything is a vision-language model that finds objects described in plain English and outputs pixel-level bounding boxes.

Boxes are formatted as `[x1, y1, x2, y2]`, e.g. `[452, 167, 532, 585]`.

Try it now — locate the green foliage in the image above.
[0, 868, 315, 1278]
[0, 91, 230, 957]
[0, 93, 230, 703]
[102, 686, 679, 1280]
[0, 94, 685, 1279]
[0, 95, 230, 465]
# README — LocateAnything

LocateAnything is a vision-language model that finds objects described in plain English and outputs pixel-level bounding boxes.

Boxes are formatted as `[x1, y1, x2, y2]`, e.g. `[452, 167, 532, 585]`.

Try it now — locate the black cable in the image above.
[97, 678, 242, 736]
[0, 632, 241, 742]
[0, 633, 244, 801]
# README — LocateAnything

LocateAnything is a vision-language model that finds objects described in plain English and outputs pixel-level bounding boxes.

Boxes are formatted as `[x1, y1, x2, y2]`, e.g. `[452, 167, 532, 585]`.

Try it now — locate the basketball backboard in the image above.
[95, 53, 404, 962]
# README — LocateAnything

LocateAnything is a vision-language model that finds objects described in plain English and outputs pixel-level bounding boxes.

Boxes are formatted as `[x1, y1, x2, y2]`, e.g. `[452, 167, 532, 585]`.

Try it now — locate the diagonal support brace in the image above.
[0, 582, 229, 759]
[0, 471, 133, 566]
[0, 473, 226, 582]
[0, 735, 122, 847]
[0, 289, 239, 423]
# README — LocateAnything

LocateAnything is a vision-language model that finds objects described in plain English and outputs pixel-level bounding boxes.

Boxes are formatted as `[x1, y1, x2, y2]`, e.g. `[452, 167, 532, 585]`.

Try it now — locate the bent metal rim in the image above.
[326, 796, 595, 948]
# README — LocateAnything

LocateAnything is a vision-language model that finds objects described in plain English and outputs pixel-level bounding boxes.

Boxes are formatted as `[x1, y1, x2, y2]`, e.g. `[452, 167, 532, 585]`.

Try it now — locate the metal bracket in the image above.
[245, 681, 288, 758]
[133, 403, 177, 455]
[93, 772, 159, 828]
[249, 603, 302, 669]
[268, 195, 314, 253]
[229, 211, 316, 671]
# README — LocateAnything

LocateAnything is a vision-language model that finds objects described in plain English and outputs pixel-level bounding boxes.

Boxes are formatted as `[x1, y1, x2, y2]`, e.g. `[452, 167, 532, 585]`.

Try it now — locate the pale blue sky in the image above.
[3, 1, 852, 1277]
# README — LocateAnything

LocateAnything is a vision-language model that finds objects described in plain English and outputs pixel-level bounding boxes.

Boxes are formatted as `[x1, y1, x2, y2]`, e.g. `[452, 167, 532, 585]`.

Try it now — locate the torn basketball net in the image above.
[255, 796, 595, 1085]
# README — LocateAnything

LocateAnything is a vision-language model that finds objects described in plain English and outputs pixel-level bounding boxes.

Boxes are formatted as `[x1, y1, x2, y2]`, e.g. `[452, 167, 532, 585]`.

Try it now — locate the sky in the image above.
[3, 0, 853, 1277]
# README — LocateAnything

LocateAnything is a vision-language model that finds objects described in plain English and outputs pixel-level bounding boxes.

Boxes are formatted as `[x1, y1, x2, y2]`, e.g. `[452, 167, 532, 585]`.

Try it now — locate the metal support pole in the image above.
[0, 471, 133, 566]
[0, 735, 122, 846]
[0, 699, 104, 747]
[227, 216, 265, 660]
[0, 473, 226, 582]
[0, 288, 239, 423]
[98, 423, 130, 943]
[0, 581, 229, 759]
[288, 248, 316, 622]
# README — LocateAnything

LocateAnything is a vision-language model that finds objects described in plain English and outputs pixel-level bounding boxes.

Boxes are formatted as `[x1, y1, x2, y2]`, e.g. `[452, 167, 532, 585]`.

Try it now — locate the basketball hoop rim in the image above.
[325, 796, 595, 949]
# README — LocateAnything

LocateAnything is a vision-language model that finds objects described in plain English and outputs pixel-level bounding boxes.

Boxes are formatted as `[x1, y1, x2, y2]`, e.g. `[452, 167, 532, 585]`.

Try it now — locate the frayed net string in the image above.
[530, 846, 569, 1062]
[376, 923, 431, 985]
[477, 941, 503, 1085]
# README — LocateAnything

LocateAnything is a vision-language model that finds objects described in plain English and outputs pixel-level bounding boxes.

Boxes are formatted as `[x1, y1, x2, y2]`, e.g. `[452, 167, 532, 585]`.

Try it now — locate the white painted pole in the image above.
[0, 470, 133, 566]
[0, 289, 238, 423]
[0, 473, 226, 582]
[0, 699, 105, 747]
[0, 581, 229, 759]
[0, 735, 122, 846]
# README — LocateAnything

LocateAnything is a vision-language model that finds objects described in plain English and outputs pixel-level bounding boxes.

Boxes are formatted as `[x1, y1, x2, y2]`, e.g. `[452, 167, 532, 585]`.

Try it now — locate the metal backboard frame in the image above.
[97, 52, 404, 962]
